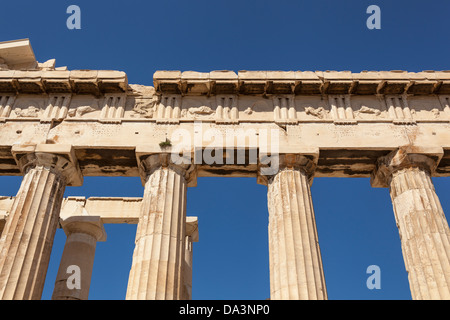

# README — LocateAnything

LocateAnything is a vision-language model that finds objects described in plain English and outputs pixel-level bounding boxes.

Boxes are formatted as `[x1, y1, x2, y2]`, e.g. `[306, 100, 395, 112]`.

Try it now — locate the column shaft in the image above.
[389, 167, 450, 299]
[51, 216, 106, 300]
[52, 233, 96, 300]
[181, 216, 198, 300]
[182, 235, 193, 300]
[0, 165, 66, 300]
[267, 168, 327, 300]
[126, 166, 187, 300]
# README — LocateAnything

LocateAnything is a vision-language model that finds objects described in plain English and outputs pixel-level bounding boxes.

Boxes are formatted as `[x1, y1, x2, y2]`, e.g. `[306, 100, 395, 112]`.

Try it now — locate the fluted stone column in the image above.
[182, 216, 199, 300]
[259, 153, 327, 300]
[372, 147, 450, 300]
[126, 153, 196, 300]
[0, 145, 82, 300]
[52, 216, 106, 300]
[371, 147, 450, 300]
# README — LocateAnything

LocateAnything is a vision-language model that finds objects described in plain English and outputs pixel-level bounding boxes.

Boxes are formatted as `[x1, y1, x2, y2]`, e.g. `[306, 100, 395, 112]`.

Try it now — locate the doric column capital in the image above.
[60, 215, 106, 242]
[136, 146, 197, 187]
[11, 144, 83, 186]
[371, 146, 443, 188]
[257, 147, 319, 186]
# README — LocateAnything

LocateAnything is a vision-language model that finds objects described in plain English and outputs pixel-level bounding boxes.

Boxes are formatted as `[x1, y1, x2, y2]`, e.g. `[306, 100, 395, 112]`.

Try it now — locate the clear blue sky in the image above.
[1, 0, 449, 300]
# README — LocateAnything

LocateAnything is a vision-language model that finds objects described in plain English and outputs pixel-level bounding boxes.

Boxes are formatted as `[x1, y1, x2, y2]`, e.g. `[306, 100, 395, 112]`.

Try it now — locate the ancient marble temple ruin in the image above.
[0, 39, 449, 300]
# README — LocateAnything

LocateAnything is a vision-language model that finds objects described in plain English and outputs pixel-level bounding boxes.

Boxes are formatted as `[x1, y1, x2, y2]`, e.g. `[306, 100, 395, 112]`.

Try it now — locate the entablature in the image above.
[1, 63, 449, 180]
